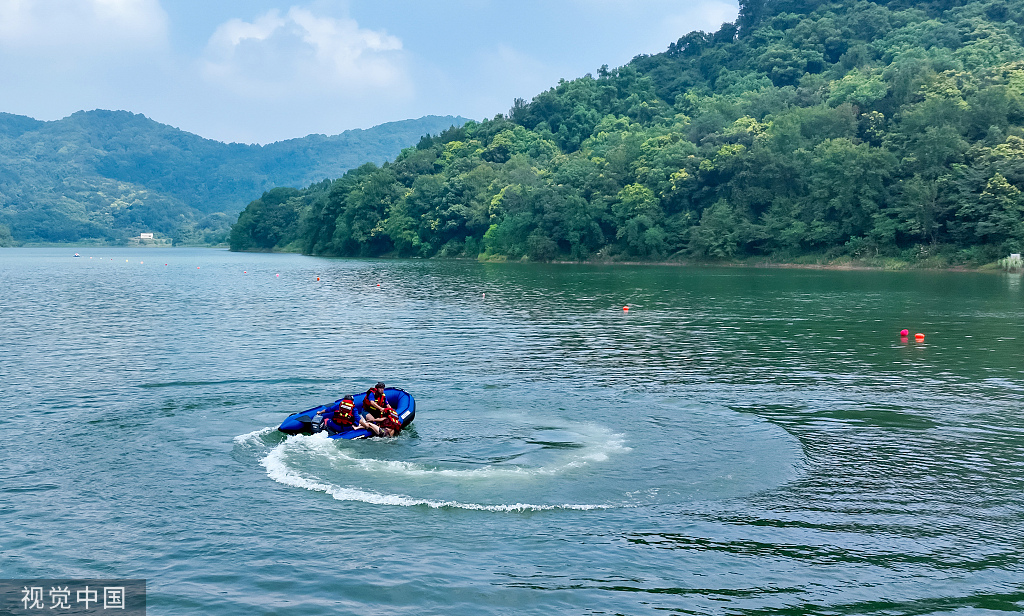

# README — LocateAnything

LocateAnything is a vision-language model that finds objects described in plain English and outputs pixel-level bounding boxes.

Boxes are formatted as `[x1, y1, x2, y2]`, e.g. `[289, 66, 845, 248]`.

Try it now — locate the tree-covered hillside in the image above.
[0, 112, 467, 244]
[232, 0, 1024, 265]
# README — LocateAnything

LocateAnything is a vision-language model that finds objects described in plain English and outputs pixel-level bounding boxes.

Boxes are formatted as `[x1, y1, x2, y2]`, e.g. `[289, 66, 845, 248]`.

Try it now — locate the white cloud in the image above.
[202, 7, 408, 100]
[0, 0, 168, 52]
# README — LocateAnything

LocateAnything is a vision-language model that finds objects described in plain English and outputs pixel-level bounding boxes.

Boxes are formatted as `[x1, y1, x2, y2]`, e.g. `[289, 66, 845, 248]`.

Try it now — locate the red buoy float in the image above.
[915, 333, 925, 342]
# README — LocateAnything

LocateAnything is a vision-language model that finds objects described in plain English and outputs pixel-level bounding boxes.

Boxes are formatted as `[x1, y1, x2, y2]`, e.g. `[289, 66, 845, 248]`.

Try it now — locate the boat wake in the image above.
[234, 426, 625, 511]
[233, 426, 277, 446]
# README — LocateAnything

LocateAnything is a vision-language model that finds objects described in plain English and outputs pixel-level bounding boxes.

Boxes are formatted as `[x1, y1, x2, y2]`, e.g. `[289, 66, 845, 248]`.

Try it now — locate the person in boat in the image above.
[362, 382, 399, 437]
[323, 396, 357, 434]
[361, 382, 391, 419]
[377, 406, 403, 437]
[325, 395, 382, 436]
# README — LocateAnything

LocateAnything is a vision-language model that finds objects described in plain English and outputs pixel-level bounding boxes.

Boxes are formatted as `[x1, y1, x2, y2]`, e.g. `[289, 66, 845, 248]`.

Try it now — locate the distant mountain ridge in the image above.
[0, 111, 469, 244]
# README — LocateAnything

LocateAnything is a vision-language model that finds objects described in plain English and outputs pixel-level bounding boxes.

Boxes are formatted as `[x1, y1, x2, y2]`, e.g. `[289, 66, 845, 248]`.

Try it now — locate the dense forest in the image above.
[0, 113, 467, 245]
[231, 0, 1024, 266]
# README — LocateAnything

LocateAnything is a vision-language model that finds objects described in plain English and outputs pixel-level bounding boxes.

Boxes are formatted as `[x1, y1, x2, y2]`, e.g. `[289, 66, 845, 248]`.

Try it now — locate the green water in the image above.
[1, 247, 1022, 614]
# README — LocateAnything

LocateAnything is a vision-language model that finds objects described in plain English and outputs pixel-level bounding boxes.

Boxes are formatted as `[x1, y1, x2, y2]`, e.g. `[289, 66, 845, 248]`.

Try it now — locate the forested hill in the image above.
[0, 112, 468, 245]
[231, 0, 1024, 266]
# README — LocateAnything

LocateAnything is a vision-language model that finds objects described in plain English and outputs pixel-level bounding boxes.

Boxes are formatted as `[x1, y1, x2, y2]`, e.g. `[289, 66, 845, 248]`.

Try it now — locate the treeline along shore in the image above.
[230, 0, 1024, 268]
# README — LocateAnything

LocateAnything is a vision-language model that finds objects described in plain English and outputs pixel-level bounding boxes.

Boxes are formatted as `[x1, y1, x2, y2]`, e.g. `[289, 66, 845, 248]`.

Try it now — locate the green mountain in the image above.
[231, 0, 1024, 266]
[0, 112, 468, 245]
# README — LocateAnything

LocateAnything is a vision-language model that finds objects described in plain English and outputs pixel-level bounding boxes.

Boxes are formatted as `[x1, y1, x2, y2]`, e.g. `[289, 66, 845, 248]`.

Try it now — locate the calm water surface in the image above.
[1, 247, 1022, 615]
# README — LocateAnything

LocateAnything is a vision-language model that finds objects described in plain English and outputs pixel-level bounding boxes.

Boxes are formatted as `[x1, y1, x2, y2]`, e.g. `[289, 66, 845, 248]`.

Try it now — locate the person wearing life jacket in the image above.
[323, 396, 359, 435]
[325, 395, 384, 436]
[361, 382, 395, 436]
[361, 382, 391, 419]
[377, 407, 403, 437]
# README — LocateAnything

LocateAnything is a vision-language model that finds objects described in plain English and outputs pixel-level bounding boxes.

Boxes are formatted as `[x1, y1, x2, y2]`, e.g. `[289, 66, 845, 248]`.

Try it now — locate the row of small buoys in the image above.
[900, 329, 925, 342]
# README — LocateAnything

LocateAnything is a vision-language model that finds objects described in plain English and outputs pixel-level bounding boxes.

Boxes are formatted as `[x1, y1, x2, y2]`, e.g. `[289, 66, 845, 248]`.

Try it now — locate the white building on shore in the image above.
[130, 232, 170, 246]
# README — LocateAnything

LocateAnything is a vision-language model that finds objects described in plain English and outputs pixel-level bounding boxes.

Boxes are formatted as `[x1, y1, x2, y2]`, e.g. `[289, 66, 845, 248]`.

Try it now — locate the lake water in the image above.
[1, 247, 1022, 615]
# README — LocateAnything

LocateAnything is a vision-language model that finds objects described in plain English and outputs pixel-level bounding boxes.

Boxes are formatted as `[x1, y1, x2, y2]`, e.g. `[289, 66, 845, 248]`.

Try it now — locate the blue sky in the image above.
[0, 0, 738, 144]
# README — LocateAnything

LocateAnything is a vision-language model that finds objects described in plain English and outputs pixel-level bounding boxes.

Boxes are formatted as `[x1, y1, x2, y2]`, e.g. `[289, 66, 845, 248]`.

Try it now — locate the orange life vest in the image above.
[380, 408, 402, 435]
[332, 400, 357, 426]
[364, 389, 390, 413]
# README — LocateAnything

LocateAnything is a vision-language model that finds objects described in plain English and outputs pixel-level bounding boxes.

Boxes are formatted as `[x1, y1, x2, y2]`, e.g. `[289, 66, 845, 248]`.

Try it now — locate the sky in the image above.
[0, 0, 739, 144]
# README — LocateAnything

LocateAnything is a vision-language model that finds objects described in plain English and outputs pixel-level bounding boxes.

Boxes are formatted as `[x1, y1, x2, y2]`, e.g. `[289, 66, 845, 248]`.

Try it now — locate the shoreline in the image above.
[4, 243, 230, 249]
[535, 257, 1014, 273]
[6, 244, 1022, 274]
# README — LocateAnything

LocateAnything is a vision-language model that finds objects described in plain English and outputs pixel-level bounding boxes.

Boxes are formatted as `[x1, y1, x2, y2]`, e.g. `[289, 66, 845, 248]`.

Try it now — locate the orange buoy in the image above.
[316, 277, 320, 281]
[623, 306, 629, 311]
[915, 333, 925, 342]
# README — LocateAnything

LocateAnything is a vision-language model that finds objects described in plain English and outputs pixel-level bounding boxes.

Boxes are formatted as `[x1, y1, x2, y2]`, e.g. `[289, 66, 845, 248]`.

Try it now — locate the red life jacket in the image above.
[363, 389, 389, 413]
[332, 400, 357, 426]
[380, 408, 402, 434]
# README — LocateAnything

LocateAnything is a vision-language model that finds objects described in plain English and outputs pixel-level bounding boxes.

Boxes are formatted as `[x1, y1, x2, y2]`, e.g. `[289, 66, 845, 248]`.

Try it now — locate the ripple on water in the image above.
[5, 250, 1023, 615]
[234, 392, 803, 514]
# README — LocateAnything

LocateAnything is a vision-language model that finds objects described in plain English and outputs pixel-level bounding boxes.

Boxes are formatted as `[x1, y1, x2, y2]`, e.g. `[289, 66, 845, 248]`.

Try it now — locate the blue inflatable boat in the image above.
[278, 388, 415, 439]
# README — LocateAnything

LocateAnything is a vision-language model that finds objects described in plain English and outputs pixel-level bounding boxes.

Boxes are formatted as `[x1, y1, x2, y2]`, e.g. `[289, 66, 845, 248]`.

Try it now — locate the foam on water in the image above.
[259, 439, 610, 511]
[233, 426, 276, 446]
[304, 426, 626, 477]
[242, 424, 628, 510]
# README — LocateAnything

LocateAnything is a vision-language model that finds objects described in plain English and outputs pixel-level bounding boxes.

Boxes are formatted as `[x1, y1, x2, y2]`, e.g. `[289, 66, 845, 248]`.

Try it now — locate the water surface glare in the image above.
[1, 247, 1022, 615]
